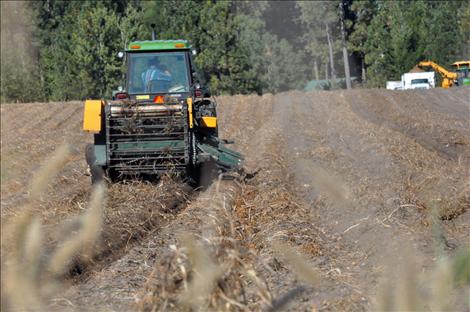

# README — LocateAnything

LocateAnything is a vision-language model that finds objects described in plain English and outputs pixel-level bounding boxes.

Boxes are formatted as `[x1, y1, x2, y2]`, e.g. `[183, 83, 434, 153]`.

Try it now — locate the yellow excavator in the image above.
[417, 61, 457, 88]
[417, 60, 470, 88]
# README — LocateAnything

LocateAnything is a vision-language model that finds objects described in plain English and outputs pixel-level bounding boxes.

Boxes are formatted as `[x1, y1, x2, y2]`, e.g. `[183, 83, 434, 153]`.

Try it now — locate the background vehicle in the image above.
[83, 37, 243, 183]
[452, 61, 470, 86]
[417, 61, 459, 88]
[386, 81, 403, 90]
[400, 72, 435, 90]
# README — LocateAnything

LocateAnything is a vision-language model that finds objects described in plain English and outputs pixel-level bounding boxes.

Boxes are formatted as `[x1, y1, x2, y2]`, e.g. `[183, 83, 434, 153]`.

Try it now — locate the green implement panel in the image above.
[94, 144, 107, 166]
[197, 141, 243, 171]
[127, 40, 191, 51]
[112, 140, 186, 151]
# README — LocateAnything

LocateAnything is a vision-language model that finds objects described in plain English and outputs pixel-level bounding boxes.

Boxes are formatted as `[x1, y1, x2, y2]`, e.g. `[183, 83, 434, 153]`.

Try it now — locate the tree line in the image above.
[1, 0, 468, 103]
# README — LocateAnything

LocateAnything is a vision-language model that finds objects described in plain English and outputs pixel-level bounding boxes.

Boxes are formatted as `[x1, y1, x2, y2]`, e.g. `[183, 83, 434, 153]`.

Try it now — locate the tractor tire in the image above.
[85, 144, 105, 184]
[106, 168, 121, 183]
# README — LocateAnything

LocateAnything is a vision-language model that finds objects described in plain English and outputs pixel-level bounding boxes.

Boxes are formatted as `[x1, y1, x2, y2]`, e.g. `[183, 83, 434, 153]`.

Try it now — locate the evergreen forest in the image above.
[1, 0, 469, 103]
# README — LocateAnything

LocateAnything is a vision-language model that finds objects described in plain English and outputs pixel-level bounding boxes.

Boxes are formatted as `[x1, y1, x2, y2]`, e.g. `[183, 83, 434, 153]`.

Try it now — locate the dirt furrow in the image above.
[1, 88, 469, 311]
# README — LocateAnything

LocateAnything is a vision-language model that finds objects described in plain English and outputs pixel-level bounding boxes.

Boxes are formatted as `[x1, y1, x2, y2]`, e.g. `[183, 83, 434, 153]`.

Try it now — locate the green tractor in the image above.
[83, 35, 243, 184]
[452, 61, 470, 86]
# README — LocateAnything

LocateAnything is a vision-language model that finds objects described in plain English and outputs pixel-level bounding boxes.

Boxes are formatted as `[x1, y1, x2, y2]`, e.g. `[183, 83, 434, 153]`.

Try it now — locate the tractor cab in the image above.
[452, 61, 470, 86]
[115, 40, 202, 101]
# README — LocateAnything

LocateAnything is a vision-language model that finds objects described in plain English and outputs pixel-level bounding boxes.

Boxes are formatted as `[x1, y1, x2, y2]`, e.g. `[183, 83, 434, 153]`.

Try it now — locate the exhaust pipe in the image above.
[151, 23, 156, 40]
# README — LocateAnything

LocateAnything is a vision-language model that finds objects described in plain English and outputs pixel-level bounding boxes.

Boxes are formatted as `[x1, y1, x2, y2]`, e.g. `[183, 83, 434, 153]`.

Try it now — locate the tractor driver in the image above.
[142, 58, 172, 92]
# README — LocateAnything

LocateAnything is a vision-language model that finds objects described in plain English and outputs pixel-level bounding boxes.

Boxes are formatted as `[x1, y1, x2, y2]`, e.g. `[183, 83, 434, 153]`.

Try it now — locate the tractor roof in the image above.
[452, 61, 470, 69]
[126, 40, 191, 52]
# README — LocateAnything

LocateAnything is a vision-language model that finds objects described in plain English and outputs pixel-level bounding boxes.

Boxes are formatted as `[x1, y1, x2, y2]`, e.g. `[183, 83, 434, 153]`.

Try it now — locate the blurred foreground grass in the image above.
[1, 145, 105, 311]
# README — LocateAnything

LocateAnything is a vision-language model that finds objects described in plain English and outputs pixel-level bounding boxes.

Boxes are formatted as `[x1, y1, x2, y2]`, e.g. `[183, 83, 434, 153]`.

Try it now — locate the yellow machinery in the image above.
[417, 61, 458, 88]
[452, 61, 470, 70]
[451, 61, 470, 86]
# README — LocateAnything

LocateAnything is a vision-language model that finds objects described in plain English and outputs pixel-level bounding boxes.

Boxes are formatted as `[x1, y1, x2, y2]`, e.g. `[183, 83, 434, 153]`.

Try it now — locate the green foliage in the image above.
[261, 33, 307, 93]
[457, 2, 470, 58]
[29, 0, 307, 98]
[32, 1, 143, 100]
[348, 0, 376, 56]
[2, 0, 469, 102]
[360, 0, 466, 87]
[361, 2, 394, 87]
[297, 1, 342, 79]
[195, 1, 256, 94]
[0, 1, 44, 103]
[421, 1, 464, 64]
[142, 1, 262, 94]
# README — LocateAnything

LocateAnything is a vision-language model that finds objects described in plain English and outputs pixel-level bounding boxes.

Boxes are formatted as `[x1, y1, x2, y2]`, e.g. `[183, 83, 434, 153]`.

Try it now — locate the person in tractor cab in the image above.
[142, 58, 172, 92]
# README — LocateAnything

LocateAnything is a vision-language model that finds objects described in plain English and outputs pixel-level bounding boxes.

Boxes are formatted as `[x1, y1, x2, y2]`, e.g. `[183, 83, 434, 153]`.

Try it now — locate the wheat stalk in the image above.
[179, 234, 223, 310]
[47, 182, 105, 276]
[1, 144, 105, 311]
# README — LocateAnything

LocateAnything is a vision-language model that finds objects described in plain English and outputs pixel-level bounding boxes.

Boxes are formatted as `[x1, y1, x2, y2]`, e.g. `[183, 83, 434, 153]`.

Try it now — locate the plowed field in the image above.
[1, 88, 469, 311]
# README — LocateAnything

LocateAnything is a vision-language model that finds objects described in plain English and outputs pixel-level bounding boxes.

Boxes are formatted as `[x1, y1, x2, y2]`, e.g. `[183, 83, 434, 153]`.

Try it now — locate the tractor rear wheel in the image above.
[85, 144, 105, 184]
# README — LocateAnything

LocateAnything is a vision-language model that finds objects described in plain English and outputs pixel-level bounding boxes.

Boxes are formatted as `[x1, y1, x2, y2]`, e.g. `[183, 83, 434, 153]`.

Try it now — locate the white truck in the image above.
[387, 72, 435, 90]
[386, 81, 403, 90]
[401, 72, 435, 90]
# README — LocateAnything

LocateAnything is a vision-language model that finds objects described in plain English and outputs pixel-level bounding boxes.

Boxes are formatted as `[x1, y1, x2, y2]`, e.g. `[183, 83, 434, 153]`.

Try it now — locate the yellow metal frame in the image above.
[187, 98, 194, 128]
[201, 116, 217, 128]
[83, 100, 103, 132]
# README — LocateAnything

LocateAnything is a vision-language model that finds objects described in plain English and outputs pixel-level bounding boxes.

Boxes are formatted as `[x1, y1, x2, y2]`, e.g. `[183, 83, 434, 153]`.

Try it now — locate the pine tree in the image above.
[348, 0, 376, 82]
[458, 1, 470, 58]
[297, 1, 341, 81]
[143, 1, 265, 94]
[421, 1, 463, 66]
[362, 1, 395, 87]
[261, 33, 307, 93]
[19, 0, 469, 101]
